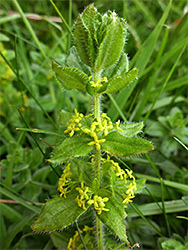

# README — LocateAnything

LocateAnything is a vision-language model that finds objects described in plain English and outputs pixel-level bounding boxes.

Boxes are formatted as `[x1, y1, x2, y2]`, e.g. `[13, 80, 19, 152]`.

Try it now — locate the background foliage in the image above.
[0, 0, 187, 249]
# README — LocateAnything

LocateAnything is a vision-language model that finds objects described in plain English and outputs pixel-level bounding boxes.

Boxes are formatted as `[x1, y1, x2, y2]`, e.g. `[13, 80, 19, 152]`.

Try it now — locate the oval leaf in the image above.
[106, 67, 138, 94]
[102, 52, 129, 80]
[52, 61, 89, 92]
[82, 4, 98, 37]
[95, 19, 123, 71]
[102, 131, 154, 157]
[49, 136, 93, 165]
[74, 14, 93, 67]
[32, 191, 88, 232]
[97, 194, 130, 246]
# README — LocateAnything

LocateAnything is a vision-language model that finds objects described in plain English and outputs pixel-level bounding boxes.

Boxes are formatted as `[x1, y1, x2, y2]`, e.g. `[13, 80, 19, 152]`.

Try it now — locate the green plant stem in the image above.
[93, 71, 103, 250]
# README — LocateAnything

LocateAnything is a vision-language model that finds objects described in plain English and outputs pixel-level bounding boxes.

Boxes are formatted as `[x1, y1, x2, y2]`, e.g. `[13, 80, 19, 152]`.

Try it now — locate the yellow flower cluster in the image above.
[64, 109, 123, 150]
[57, 163, 72, 198]
[123, 169, 137, 204]
[102, 156, 137, 204]
[75, 182, 109, 215]
[75, 181, 89, 210]
[67, 225, 93, 250]
[102, 155, 126, 180]
[87, 195, 109, 215]
[0, 43, 14, 84]
[89, 76, 107, 88]
[83, 113, 114, 150]
[64, 109, 83, 137]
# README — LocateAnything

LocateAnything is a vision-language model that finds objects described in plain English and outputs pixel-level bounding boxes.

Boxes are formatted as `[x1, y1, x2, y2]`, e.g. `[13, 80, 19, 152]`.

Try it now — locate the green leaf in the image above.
[98, 11, 115, 43]
[95, 19, 123, 71]
[133, 179, 146, 194]
[32, 191, 88, 232]
[102, 131, 154, 157]
[82, 4, 98, 38]
[97, 194, 130, 245]
[106, 68, 138, 94]
[119, 122, 144, 137]
[0, 33, 10, 41]
[102, 52, 129, 80]
[49, 136, 93, 165]
[162, 240, 184, 250]
[59, 110, 72, 128]
[97, 81, 108, 93]
[82, 4, 99, 64]
[86, 80, 95, 96]
[66, 46, 91, 76]
[52, 61, 89, 92]
[69, 158, 93, 187]
[74, 14, 93, 67]
[51, 232, 70, 249]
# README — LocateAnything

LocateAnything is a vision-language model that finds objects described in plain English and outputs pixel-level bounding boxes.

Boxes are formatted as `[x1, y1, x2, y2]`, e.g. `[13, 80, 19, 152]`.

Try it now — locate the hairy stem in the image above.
[93, 70, 103, 250]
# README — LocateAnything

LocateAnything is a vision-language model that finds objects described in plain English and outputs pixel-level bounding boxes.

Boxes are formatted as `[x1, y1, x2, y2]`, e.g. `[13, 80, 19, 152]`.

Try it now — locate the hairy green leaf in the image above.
[52, 61, 89, 92]
[69, 158, 93, 187]
[106, 68, 138, 94]
[49, 136, 93, 164]
[98, 194, 130, 245]
[102, 52, 129, 79]
[95, 19, 124, 70]
[32, 191, 88, 232]
[119, 121, 144, 137]
[66, 46, 91, 76]
[102, 131, 154, 157]
[82, 4, 98, 37]
[74, 14, 93, 67]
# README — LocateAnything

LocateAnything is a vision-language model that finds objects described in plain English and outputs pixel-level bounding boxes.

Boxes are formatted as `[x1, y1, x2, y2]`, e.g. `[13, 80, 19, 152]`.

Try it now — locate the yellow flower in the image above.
[87, 195, 109, 215]
[89, 76, 108, 88]
[75, 181, 89, 210]
[57, 163, 71, 198]
[88, 137, 106, 150]
[122, 193, 135, 204]
[116, 120, 123, 132]
[64, 109, 83, 137]
[102, 156, 137, 204]
[0, 43, 14, 83]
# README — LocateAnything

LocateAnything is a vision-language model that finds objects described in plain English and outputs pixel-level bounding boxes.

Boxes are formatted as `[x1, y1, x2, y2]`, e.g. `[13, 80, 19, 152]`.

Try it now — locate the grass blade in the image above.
[160, 178, 171, 236]
[131, 27, 169, 121]
[136, 174, 188, 192]
[128, 198, 188, 217]
[1, 213, 36, 249]
[107, 0, 172, 121]
[16, 127, 64, 137]
[12, 0, 46, 59]
[0, 203, 23, 222]
[4, 131, 23, 187]
[0, 187, 40, 213]
[49, 0, 73, 36]
[173, 136, 188, 151]
[143, 42, 187, 123]
[129, 203, 162, 236]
